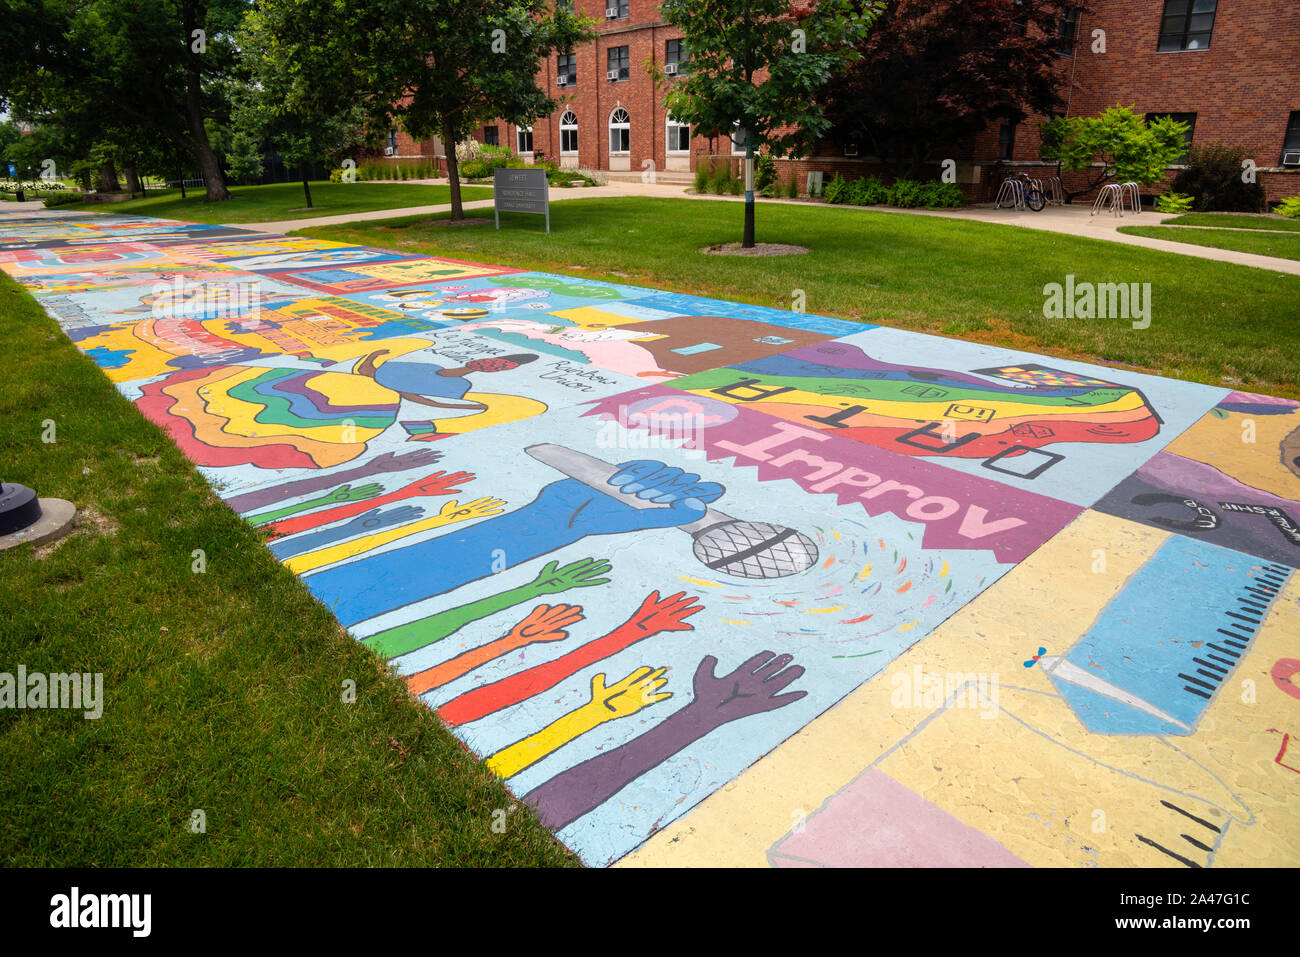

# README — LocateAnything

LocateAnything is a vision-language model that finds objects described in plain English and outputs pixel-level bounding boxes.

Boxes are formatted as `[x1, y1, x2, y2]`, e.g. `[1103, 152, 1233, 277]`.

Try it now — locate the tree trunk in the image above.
[742, 144, 755, 248]
[124, 165, 142, 198]
[442, 116, 463, 221]
[299, 159, 314, 208]
[178, 171, 187, 200]
[98, 162, 121, 193]
[183, 3, 230, 203]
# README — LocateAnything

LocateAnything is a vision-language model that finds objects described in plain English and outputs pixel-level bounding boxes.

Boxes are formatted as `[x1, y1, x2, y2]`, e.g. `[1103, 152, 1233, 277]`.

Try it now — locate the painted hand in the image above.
[405, 470, 475, 497]
[340, 504, 424, 535]
[504, 603, 584, 648]
[686, 651, 807, 729]
[622, 590, 702, 635]
[321, 482, 383, 506]
[438, 497, 507, 522]
[368, 449, 443, 472]
[526, 558, 614, 597]
[530, 460, 725, 538]
[583, 666, 671, 719]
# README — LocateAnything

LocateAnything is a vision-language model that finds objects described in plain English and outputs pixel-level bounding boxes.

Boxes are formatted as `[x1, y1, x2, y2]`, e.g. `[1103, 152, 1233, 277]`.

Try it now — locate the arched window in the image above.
[609, 108, 630, 154]
[666, 115, 690, 154]
[560, 111, 578, 154]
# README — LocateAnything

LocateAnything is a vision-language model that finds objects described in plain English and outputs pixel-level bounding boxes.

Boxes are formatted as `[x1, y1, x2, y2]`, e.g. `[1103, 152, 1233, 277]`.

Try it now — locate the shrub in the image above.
[1154, 191, 1195, 214]
[459, 159, 490, 179]
[784, 173, 799, 198]
[917, 181, 964, 208]
[1275, 196, 1300, 219]
[43, 190, 84, 207]
[693, 164, 709, 193]
[822, 173, 848, 204]
[754, 153, 777, 194]
[1170, 143, 1267, 212]
[887, 178, 926, 208]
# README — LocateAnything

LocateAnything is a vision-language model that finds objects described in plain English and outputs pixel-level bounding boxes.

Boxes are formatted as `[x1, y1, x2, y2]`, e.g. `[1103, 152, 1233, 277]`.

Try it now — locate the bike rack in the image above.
[1045, 176, 1065, 205]
[1121, 182, 1142, 214]
[995, 177, 1025, 210]
[1092, 182, 1142, 217]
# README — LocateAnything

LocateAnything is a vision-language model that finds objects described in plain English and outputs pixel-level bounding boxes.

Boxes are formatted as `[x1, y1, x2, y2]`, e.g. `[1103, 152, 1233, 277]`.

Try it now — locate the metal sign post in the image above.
[494, 168, 550, 233]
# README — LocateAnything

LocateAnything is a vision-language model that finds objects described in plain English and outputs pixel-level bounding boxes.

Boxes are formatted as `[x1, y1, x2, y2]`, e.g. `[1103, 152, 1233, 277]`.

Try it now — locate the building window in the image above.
[1145, 112, 1196, 164]
[556, 0, 573, 11]
[557, 53, 577, 87]
[605, 0, 628, 20]
[560, 111, 579, 154]
[607, 46, 629, 81]
[484, 125, 499, 146]
[1057, 8, 1080, 54]
[666, 116, 690, 153]
[997, 121, 1017, 161]
[1282, 112, 1300, 165]
[517, 125, 533, 154]
[385, 130, 398, 154]
[666, 39, 687, 69]
[609, 108, 630, 154]
[1157, 0, 1217, 52]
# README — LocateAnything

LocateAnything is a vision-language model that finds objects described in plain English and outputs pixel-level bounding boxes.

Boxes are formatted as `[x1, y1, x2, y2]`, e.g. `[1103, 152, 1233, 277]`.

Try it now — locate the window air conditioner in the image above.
[383, 147, 395, 156]
[664, 62, 678, 75]
[556, 75, 568, 86]
[606, 70, 620, 80]
[1282, 150, 1300, 167]
[606, 7, 619, 17]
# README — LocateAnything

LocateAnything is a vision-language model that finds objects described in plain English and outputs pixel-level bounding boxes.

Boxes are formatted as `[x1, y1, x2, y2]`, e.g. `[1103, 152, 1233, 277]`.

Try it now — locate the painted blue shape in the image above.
[1050, 536, 1291, 735]
[671, 342, 724, 356]
[86, 346, 134, 369]
[626, 292, 871, 337]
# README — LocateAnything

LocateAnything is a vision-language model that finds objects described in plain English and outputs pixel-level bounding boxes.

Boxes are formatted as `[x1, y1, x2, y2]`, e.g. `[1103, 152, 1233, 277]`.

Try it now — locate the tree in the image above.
[660, 0, 883, 248]
[1039, 106, 1189, 201]
[250, 0, 595, 221]
[1169, 143, 1267, 213]
[230, 8, 369, 209]
[823, 0, 1084, 178]
[0, 0, 249, 202]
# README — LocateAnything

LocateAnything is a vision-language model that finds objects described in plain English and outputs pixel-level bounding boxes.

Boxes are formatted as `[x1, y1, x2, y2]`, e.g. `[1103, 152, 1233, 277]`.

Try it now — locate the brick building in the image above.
[385, 0, 1299, 202]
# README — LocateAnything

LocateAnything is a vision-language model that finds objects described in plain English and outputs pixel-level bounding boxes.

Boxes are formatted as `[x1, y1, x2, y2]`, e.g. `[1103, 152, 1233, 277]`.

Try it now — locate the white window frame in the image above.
[516, 125, 534, 155]
[609, 108, 631, 155]
[666, 115, 691, 154]
[560, 111, 579, 155]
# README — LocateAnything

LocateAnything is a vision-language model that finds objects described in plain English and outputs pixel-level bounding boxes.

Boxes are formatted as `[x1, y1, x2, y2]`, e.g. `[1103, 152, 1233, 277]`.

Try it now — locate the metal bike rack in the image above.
[1044, 176, 1065, 205]
[1121, 182, 1142, 214]
[995, 177, 1025, 210]
[1092, 182, 1142, 217]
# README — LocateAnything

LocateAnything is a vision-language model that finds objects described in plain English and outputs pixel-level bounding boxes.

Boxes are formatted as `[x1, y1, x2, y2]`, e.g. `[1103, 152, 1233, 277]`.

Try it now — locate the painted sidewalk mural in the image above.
[5, 207, 1298, 868]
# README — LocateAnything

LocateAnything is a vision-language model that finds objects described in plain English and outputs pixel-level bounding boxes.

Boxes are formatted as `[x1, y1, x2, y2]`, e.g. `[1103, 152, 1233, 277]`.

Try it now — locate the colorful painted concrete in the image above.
[5, 208, 1298, 868]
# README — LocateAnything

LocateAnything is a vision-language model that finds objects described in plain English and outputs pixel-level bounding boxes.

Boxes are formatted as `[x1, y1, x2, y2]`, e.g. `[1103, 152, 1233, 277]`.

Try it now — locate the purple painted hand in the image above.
[523, 650, 807, 833]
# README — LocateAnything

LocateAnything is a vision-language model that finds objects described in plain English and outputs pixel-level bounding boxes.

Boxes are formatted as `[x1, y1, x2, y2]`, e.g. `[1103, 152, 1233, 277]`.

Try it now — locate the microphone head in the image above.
[691, 521, 819, 579]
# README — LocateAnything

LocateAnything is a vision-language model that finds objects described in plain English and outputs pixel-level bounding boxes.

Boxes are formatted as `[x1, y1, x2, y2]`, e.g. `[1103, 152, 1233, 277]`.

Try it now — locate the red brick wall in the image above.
[404, 0, 1300, 202]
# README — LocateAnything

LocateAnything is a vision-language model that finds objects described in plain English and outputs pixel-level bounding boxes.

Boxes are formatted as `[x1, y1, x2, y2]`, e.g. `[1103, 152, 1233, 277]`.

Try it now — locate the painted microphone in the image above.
[525, 443, 818, 580]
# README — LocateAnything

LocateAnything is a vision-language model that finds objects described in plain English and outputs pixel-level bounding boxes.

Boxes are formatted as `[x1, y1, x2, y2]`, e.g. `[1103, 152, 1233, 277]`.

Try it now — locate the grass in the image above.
[1160, 213, 1300, 232]
[299, 196, 1300, 398]
[64, 181, 494, 225]
[0, 272, 577, 867]
[1118, 224, 1300, 262]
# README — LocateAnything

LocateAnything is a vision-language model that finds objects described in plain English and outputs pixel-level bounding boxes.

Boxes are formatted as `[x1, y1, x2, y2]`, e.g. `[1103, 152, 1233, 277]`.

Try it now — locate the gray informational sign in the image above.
[494, 168, 550, 233]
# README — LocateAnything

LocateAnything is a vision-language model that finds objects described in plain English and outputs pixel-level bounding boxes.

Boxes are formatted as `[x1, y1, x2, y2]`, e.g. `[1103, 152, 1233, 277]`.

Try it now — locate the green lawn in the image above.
[1117, 224, 1300, 262]
[67, 181, 493, 224]
[0, 273, 576, 867]
[299, 196, 1300, 398]
[1161, 212, 1300, 232]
